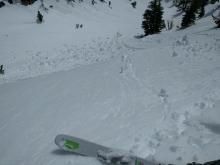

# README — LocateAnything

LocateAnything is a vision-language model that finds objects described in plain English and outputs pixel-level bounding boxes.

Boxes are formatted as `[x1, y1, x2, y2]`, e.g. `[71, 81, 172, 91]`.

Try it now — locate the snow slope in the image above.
[0, 1, 220, 165]
[0, 0, 148, 84]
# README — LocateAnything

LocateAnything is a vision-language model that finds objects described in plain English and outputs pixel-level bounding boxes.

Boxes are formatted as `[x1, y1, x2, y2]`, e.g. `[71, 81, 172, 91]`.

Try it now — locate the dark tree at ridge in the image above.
[142, 0, 165, 36]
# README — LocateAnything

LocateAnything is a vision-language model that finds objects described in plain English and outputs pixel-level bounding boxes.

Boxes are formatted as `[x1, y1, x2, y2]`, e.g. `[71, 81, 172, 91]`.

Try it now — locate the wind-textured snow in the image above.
[0, 0, 220, 165]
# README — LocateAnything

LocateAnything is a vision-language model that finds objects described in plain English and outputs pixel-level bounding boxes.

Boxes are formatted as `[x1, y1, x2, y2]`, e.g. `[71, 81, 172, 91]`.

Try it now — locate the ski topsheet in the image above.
[55, 134, 158, 165]
[55, 134, 109, 157]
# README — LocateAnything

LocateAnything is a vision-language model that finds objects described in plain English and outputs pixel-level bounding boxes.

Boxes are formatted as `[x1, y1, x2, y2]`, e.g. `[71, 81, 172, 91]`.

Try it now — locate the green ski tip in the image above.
[64, 140, 80, 151]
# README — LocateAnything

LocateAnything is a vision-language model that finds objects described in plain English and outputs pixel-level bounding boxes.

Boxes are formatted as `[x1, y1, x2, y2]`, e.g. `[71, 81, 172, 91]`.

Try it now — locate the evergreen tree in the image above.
[210, 0, 219, 4]
[173, 0, 191, 12]
[142, 0, 164, 36]
[131, 1, 137, 8]
[181, 1, 197, 28]
[0, 1, 5, 8]
[8, 0, 13, 4]
[181, 0, 206, 28]
[0, 65, 4, 74]
[142, 9, 153, 35]
[21, 0, 37, 5]
[198, 0, 205, 18]
[36, 11, 43, 24]
[154, 0, 165, 30]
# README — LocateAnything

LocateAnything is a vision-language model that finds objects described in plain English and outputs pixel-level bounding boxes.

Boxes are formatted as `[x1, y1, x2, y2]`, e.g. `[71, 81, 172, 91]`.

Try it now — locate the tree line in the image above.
[142, 0, 220, 36]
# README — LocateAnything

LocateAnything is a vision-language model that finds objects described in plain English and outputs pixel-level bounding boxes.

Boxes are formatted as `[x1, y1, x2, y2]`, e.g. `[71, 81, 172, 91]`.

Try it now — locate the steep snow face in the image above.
[0, 1, 220, 165]
[0, 0, 150, 84]
[0, 0, 178, 84]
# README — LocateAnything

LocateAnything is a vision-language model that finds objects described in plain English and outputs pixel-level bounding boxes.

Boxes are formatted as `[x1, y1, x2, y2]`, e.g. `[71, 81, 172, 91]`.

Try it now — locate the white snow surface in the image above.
[0, 0, 220, 165]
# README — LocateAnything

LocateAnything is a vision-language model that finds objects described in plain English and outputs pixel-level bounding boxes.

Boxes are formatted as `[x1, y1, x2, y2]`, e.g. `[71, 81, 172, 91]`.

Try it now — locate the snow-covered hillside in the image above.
[0, 0, 220, 165]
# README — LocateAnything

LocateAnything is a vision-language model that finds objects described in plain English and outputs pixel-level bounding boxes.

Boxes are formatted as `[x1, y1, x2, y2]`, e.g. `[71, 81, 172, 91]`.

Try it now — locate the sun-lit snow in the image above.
[0, 0, 220, 165]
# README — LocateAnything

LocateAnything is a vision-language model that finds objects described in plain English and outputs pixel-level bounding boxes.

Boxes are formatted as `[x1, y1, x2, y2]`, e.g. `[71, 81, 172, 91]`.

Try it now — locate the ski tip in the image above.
[55, 134, 81, 152]
[55, 134, 64, 146]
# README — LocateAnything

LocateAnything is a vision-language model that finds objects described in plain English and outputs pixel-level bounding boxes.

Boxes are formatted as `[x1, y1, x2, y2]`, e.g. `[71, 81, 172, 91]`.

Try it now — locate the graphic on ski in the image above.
[64, 139, 80, 151]
[55, 134, 158, 165]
